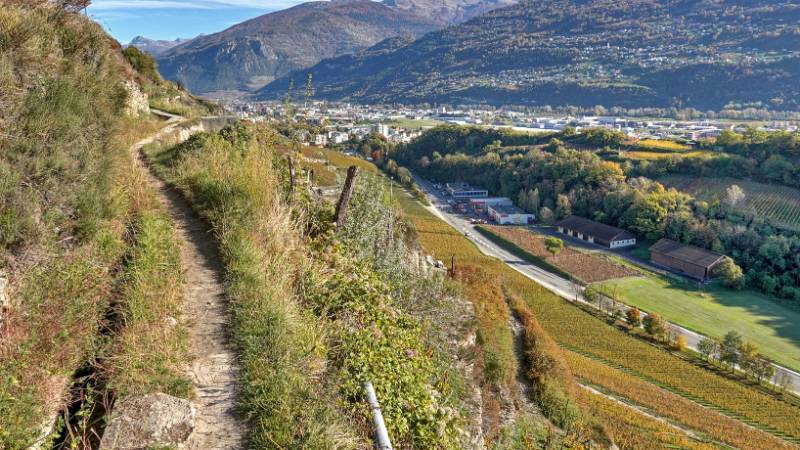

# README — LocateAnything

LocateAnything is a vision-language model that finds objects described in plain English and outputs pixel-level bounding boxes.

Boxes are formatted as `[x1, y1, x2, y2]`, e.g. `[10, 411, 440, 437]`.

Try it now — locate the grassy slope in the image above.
[596, 275, 800, 372]
[146, 127, 484, 448]
[0, 7, 143, 446]
[0, 6, 207, 445]
[312, 150, 596, 445]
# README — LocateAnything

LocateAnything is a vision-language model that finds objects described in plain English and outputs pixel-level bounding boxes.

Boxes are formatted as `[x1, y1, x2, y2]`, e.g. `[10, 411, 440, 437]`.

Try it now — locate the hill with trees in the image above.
[257, 0, 800, 111]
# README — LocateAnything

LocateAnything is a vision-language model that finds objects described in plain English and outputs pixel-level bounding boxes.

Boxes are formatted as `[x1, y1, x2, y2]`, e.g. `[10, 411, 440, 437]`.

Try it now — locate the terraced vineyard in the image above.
[633, 139, 693, 152]
[622, 150, 713, 160]
[661, 176, 800, 232]
[567, 352, 798, 450]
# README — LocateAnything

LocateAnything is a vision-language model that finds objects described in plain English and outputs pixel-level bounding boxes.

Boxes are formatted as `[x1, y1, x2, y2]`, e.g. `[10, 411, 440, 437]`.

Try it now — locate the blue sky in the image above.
[88, 0, 310, 44]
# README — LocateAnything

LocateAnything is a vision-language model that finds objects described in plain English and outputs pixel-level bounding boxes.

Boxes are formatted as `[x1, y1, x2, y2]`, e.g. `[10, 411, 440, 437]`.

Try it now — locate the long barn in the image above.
[649, 239, 725, 281]
[555, 216, 637, 249]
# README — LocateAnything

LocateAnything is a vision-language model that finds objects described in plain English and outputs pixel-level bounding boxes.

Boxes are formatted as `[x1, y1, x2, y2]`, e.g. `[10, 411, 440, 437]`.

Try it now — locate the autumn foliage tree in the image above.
[626, 307, 642, 328]
[643, 312, 668, 341]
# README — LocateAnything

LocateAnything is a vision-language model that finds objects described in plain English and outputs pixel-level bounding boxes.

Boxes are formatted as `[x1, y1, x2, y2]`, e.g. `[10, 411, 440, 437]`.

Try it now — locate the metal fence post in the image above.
[364, 381, 393, 450]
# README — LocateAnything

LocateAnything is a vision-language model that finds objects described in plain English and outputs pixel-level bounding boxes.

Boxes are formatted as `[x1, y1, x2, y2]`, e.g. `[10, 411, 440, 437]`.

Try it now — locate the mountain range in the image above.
[155, 0, 513, 95]
[255, 0, 800, 111]
[126, 36, 191, 56]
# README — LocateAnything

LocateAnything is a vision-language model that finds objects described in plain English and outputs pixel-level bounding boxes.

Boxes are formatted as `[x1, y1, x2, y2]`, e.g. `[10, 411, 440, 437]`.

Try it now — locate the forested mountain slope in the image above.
[156, 0, 515, 95]
[257, 0, 800, 111]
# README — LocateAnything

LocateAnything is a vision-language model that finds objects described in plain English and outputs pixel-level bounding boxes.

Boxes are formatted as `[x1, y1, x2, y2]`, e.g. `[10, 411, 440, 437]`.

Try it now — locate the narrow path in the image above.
[507, 312, 538, 414]
[131, 121, 247, 449]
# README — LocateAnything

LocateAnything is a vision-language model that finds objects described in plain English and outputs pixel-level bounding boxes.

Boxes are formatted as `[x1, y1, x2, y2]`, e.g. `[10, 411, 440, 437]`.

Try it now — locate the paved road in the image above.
[413, 176, 800, 395]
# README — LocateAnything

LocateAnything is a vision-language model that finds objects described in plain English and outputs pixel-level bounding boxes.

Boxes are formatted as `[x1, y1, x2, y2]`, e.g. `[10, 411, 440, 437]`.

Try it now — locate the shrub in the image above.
[544, 236, 564, 256]
[675, 334, 688, 352]
[697, 337, 718, 361]
[720, 331, 743, 369]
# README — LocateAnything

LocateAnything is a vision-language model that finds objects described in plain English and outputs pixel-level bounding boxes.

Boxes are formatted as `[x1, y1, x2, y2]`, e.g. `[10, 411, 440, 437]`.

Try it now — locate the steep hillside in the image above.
[256, 0, 800, 111]
[156, 0, 440, 94]
[0, 3, 212, 447]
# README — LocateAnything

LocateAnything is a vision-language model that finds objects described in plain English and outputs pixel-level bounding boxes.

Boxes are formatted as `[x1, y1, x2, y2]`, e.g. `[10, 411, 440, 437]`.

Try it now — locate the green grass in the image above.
[595, 275, 800, 372]
[105, 210, 190, 399]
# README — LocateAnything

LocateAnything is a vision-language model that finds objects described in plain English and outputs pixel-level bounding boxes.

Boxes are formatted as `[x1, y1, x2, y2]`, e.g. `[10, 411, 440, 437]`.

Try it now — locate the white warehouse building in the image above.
[488, 205, 535, 225]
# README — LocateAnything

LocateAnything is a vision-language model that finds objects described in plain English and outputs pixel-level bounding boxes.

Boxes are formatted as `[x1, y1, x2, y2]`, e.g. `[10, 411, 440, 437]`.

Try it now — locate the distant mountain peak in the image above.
[127, 36, 191, 56]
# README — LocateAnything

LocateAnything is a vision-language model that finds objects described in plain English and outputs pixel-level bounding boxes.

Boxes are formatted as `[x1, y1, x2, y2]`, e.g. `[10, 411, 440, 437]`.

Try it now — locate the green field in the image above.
[661, 175, 800, 232]
[595, 275, 800, 372]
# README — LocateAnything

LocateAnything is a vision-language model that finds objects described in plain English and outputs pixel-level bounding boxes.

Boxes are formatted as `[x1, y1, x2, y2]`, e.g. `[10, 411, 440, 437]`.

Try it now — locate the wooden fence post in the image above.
[287, 155, 296, 195]
[335, 165, 358, 228]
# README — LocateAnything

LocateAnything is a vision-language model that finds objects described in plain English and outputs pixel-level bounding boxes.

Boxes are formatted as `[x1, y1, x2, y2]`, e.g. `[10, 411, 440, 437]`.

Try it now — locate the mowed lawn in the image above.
[596, 275, 800, 372]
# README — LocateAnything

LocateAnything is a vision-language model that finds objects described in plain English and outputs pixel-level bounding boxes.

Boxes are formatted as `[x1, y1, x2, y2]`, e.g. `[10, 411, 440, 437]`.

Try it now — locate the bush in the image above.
[675, 334, 687, 352]
[544, 236, 564, 256]
[122, 46, 160, 82]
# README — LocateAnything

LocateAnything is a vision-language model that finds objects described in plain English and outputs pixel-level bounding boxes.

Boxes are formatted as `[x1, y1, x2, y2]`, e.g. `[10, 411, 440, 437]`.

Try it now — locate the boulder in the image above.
[100, 393, 195, 450]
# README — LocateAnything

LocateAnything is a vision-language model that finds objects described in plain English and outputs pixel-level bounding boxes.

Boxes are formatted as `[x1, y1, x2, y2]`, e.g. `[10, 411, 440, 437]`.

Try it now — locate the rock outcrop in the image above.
[100, 393, 196, 450]
[124, 80, 150, 117]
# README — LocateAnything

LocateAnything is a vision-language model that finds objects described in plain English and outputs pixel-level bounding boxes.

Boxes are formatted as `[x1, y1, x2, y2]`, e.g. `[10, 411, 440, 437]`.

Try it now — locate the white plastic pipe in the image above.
[364, 381, 393, 450]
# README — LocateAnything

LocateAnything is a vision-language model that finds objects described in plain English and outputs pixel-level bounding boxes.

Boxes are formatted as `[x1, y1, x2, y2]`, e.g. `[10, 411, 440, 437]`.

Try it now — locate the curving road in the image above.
[412, 175, 800, 395]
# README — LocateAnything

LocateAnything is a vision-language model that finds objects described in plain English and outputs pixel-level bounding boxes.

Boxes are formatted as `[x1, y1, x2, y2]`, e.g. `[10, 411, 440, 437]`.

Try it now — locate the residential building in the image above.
[555, 216, 636, 248]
